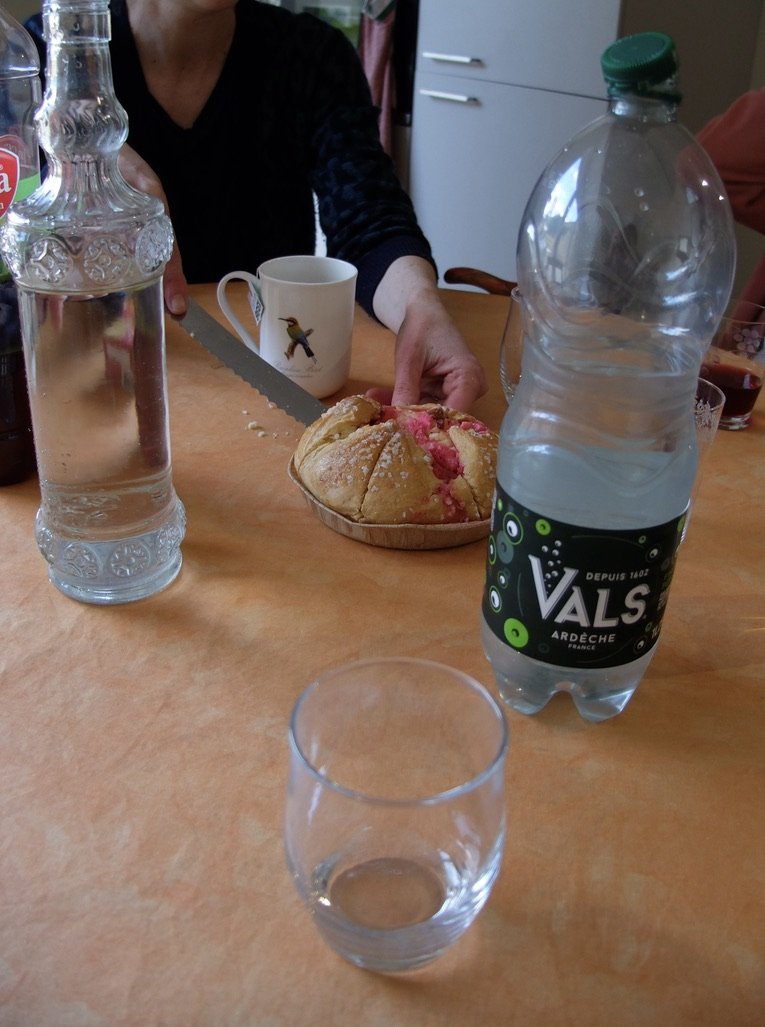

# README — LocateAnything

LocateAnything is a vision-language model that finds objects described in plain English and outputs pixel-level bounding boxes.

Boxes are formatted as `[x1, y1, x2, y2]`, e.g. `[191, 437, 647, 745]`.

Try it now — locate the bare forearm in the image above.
[369, 255, 487, 410]
[371, 255, 440, 331]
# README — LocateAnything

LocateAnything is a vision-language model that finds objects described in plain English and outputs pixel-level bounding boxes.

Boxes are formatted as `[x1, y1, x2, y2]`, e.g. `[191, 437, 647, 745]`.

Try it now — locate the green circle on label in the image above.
[535, 519, 551, 536]
[503, 618, 529, 649]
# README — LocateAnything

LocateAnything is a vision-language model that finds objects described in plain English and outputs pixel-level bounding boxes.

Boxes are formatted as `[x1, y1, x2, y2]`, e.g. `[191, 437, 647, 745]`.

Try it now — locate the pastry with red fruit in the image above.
[293, 395, 497, 525]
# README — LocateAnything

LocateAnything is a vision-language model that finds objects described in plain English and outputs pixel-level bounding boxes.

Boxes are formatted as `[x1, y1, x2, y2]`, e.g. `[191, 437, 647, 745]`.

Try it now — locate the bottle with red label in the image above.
[0, 6, 40, 485]
[480, 33, 735, 721]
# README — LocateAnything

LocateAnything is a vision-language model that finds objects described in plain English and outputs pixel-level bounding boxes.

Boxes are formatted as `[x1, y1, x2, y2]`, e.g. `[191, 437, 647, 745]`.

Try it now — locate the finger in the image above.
[390, 383, 421, 406]
[163, 243, 189, 317]
[390, 358, 425, 405]
[365, 386, 394, 404]
[439, 368, 488, 412]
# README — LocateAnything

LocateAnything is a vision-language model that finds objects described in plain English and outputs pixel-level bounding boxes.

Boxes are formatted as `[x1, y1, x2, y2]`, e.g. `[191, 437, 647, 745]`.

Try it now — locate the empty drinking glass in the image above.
[284, 657, 509, 973]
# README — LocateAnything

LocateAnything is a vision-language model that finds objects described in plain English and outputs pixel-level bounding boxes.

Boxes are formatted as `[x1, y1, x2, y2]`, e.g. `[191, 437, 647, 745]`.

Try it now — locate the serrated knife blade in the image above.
[179, 297, 327, 425]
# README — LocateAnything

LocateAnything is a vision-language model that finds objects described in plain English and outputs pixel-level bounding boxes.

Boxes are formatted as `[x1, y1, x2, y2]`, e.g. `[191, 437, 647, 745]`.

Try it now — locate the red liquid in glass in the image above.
[700, 361, 763, 420]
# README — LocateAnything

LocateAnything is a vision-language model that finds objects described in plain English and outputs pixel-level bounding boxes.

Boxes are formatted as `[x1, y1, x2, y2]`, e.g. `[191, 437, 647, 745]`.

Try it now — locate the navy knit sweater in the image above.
[26, 0, 434, 316]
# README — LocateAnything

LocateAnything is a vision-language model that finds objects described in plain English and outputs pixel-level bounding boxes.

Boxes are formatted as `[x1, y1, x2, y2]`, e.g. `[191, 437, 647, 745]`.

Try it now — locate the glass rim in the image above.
[714, 301, 763, 338]
[696, 376, 725, 407]
[256, 253, 358, 285]
[288, 656, 509, 808]
[718, 299, 765, 328]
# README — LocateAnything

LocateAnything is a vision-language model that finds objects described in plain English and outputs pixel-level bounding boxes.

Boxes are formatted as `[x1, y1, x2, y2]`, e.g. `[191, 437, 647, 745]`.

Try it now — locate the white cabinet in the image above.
[414, 0, 619, 95]
[409, 0, 765, 288]
[411, 71, 606, 283]
[409, 0, 622, 284]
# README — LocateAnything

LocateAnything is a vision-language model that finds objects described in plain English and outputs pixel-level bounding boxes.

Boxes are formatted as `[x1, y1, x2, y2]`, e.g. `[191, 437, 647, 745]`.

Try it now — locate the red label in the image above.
[0, 144, 21, 219]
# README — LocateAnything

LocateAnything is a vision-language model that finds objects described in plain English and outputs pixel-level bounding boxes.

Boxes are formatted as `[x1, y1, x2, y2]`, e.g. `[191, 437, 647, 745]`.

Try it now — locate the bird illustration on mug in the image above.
[280, 316, 317, 362]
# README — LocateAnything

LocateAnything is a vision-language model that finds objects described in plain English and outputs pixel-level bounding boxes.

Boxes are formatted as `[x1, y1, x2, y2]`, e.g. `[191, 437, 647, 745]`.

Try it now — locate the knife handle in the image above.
[443, 267, 517, 296]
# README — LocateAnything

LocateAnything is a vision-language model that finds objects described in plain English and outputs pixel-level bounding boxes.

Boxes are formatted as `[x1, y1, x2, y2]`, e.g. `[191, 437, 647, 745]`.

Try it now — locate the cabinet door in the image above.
[409, 73, 606, 283]
[416, 0, 621, 96]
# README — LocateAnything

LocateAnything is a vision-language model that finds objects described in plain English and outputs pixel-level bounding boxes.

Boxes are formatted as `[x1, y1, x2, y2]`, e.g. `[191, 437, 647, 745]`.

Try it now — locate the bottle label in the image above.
[482, 481, 686, 670]
[0, 142, 40, 280]
[0, 143, 21, 221]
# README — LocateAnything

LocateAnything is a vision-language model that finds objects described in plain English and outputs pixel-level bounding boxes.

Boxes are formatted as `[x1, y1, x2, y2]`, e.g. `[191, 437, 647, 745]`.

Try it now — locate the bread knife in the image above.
[178, 297, 327, 426]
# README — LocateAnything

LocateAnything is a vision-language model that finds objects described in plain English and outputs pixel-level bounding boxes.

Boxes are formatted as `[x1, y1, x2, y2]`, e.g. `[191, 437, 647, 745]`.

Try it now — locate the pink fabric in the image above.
[698, 89, 765, 310]
[358, 11, 396, 155]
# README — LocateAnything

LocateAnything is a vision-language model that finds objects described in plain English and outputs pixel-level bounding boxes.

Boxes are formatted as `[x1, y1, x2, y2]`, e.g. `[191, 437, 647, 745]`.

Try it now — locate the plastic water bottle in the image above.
[480, 32, 735, 721]
[0, 6, 40, 485]
[0, 0, 184, 603]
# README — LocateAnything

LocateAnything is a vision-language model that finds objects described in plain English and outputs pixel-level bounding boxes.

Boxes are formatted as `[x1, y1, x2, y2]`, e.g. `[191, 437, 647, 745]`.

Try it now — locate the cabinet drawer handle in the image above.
[422, 51, 482, 66]
[419, 88, 479, 104]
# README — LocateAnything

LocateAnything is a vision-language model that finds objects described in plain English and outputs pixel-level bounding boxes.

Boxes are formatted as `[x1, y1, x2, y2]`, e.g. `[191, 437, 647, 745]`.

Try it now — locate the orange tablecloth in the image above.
[1, 285, 763, 1026]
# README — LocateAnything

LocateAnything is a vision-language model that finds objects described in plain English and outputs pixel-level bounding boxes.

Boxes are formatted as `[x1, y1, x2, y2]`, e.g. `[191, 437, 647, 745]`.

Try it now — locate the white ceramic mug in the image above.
[217, 255, 358, 399]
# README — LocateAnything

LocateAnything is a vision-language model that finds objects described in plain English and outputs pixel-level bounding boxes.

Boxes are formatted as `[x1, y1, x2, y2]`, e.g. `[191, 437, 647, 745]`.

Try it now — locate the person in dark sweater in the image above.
[26, 0, 487, 410]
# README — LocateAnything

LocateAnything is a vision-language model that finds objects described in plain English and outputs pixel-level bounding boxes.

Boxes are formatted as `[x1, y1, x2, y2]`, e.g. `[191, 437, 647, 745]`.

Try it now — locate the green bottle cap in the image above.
[601, 31, 678, 95]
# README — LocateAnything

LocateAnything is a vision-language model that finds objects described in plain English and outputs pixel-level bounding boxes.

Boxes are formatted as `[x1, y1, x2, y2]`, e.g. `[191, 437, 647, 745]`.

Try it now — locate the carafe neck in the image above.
[37, 0, 127, 169]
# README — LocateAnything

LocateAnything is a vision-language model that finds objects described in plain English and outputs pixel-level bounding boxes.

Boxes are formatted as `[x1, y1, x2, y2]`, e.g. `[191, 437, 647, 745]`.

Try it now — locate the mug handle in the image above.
[216, 271, 263, 353]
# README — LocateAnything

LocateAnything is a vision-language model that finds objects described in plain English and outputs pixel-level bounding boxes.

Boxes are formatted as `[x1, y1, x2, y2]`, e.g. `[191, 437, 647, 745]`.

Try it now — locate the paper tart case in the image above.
[288, 458, 490, 550]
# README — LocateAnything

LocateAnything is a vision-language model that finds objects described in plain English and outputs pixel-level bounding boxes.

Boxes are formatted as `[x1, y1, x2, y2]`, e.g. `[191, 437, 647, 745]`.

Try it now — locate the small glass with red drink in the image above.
[701, 300, 765, 430]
